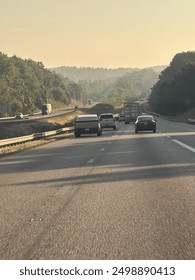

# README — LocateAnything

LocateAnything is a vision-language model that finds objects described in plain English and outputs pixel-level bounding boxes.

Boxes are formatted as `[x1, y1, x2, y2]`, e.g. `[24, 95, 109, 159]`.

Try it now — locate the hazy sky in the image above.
[1, 0, 195, 68]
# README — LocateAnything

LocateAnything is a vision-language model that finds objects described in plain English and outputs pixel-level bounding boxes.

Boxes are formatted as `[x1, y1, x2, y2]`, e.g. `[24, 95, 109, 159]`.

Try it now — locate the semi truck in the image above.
[124, 101, 140, 124]
[42, 103, 52, 115]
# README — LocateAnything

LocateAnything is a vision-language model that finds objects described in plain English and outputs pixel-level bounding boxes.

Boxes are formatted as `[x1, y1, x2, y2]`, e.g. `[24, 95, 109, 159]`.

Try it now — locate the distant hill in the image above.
[146, 65, 167, 73]
[50, 66, 166, 82]
[105, 68, 159, 106]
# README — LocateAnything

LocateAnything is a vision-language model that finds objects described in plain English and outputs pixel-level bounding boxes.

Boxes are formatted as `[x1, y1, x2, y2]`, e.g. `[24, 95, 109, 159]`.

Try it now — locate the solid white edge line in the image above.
[172, 139, 195, 153]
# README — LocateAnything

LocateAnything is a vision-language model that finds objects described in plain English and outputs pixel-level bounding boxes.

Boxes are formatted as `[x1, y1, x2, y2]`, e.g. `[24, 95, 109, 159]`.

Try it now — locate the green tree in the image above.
[149, 52, 195, 115]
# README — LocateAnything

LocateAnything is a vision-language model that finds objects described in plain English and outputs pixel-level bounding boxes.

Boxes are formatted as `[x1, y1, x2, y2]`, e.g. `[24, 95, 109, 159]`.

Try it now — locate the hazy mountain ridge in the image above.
[50, 65, 166, 82]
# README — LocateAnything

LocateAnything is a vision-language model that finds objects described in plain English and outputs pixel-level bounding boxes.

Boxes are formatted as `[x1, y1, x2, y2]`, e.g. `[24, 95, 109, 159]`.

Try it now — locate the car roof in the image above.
[137, 115, 153, 118]
[100, 113, 114, 116]
[76, 114, 98, 121]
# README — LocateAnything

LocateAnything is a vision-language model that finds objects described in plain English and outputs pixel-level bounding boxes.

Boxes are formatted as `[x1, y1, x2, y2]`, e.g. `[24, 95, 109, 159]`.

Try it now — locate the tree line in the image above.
[54, 68, 160, 107]
[149, 51, 195, 116]
[0, 52, 162, 115]
[105, 69, 159, 106]
[51, 65, 164, 82]
[0, 53, 73, 115]
[51, 66, 139, 82]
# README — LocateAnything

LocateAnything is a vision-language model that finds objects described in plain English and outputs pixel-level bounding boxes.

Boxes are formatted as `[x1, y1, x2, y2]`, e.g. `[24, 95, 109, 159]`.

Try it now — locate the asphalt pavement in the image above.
[0, 117, 195, 259]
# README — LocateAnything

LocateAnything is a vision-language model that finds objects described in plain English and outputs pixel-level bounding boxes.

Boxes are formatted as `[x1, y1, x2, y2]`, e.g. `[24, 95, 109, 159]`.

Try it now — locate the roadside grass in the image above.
[169, 108, 195, 123]
[0, 139, 48, 156]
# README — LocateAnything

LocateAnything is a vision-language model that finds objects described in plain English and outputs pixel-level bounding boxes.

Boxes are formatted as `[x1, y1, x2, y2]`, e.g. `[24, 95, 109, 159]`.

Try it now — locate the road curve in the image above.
[0, 117, 195, 259]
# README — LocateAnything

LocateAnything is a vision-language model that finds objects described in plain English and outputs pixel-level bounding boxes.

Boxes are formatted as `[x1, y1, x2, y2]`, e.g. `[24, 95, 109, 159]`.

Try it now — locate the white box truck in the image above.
[42, 103, 52, 115]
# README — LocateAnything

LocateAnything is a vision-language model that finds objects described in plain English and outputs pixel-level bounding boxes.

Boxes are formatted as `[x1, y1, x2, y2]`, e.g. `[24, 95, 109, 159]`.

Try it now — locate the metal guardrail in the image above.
[0, 126, 74, 148]
[0, 114, 31, 122]
[188, 119, 195, 124]
[0, 107, 76, 122]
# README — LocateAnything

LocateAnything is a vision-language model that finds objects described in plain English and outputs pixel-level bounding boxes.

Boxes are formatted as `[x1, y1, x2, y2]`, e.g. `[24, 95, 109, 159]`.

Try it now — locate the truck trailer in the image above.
[124, 101, 140, 124]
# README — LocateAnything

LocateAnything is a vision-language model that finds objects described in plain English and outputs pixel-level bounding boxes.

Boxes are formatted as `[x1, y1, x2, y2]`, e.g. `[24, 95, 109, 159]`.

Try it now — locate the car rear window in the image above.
[100, 114, 114, 120]
[76, 115, 98, 122]
[138, 116, 153, 121]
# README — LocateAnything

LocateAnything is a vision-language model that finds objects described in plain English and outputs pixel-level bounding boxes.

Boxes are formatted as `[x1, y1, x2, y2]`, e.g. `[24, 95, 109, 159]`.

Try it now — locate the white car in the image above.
[15, 112, 24, 119]
[99, 113, 117, 130]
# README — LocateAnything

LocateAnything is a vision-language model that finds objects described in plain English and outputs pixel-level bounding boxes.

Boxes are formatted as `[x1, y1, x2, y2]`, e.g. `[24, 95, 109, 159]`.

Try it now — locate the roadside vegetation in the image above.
[149, 51, 195, 116]
[54, 67, 160, 107]
[2, 51, 195, 121]
[0, 53, 72, 115]
[0, 52, 161, 117]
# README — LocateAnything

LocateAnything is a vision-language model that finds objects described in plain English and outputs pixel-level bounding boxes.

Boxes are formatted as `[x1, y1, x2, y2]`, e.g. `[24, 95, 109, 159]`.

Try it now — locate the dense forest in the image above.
[0, 52, 162, 116]
[53, 67, 161, 106]
[0, 52, 72, 115]
[149, 51, 195, 115]
[51, 66, 138, 82]
[105, 68, 159, 106]
[2, 50, 195, 119]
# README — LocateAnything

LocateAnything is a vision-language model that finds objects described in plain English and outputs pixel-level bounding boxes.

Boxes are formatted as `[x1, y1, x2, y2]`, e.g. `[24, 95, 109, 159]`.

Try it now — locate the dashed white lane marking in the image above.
[100, 148, 105, 151]
[108, 142, 111, 144]
[172, 139, 195, 153]
[87, 159, 95, 164]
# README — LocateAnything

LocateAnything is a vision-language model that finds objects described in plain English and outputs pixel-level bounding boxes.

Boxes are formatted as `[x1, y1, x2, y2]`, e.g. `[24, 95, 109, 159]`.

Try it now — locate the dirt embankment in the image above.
[143, 103, 195, 123]
[0, 120, 58, 140]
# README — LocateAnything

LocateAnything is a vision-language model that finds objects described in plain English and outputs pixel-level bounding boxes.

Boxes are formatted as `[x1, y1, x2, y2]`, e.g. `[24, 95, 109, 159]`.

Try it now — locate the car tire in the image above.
[153, 129, 156, 133]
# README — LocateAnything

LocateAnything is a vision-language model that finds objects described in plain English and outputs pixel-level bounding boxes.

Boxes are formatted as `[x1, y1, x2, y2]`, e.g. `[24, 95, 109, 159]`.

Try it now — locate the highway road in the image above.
[0, 107, 77, 123]
[0, 117, 195, 260]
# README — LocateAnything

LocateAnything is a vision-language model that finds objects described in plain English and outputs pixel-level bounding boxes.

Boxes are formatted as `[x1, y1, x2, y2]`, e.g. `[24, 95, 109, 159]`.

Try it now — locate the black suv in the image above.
[135, 115, 156, 133]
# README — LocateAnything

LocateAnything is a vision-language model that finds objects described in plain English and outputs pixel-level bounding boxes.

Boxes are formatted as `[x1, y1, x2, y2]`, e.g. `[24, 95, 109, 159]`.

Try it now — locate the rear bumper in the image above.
[136, 124, 156, 131]
[100, 122, 116, 128]
[101, 125, 115, 128]
[75, 128, 99, 134]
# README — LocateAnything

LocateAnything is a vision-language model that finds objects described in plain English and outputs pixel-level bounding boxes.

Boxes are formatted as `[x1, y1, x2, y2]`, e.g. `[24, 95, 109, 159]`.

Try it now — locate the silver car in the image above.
[99, 113, 117, 130]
